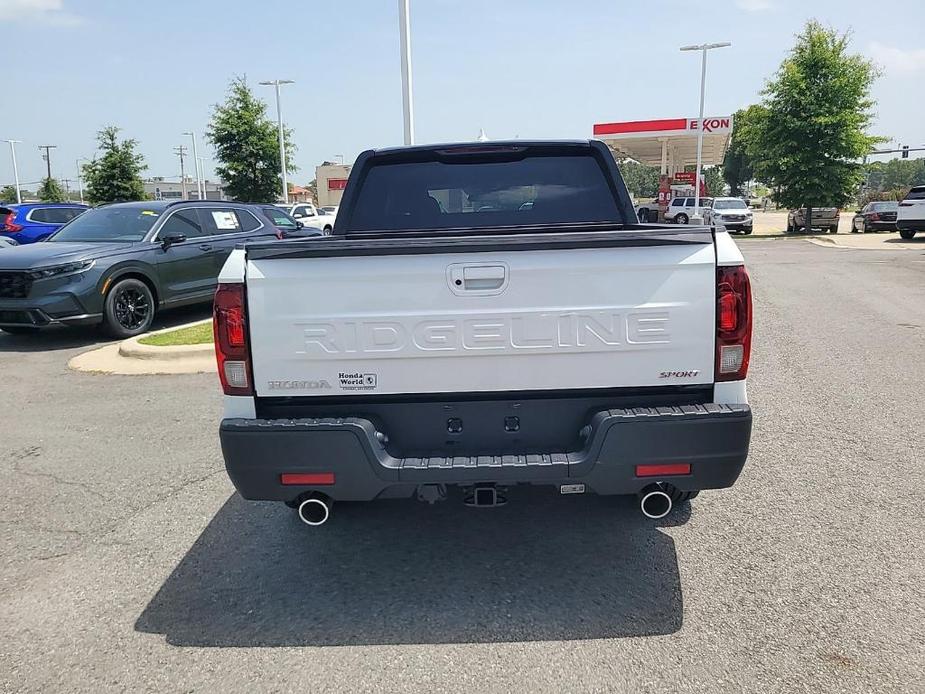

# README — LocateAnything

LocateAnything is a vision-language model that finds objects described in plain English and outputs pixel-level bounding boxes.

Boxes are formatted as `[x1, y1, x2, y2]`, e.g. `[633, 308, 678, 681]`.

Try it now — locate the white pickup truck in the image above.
[215, 140, 753, 526]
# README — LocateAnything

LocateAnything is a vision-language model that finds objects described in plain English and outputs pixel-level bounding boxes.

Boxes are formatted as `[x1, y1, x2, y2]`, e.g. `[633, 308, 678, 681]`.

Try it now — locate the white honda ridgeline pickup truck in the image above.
[214, 140, 753, 526]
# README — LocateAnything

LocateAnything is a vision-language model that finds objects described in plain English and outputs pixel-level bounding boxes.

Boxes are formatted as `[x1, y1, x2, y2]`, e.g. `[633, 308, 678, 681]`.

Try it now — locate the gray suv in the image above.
[0, 200, 281, 338]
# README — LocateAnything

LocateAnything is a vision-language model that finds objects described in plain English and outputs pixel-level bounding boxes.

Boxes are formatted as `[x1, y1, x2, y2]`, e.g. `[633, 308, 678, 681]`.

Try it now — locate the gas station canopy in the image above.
[592, 116, 734, 175]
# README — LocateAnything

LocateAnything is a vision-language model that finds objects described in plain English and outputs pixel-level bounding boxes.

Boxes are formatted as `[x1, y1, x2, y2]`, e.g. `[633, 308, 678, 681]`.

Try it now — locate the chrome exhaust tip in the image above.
[639, 485, 673, 519]
[297, 494, 332, 526]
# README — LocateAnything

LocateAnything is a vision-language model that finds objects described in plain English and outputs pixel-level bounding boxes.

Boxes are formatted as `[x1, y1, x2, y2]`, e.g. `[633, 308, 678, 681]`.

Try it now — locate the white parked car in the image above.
[275, 203, 335, 234]
[897, 185, 925, 240]
[704, 197, 754, 235]
[665, 197, 713, 224]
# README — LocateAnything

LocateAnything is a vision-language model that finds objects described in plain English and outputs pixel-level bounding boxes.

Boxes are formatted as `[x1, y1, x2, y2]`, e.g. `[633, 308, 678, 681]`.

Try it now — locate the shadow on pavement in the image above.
[0, 304, 212, 353]
[885, 236, 925, 244]
[136, 487, 687, 647]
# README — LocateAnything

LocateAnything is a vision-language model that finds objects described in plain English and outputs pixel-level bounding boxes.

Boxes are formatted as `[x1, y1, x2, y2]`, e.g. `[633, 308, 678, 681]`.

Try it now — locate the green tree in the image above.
[307, 178, 319, 204]
[1, 184, 19, 203]
[747, 21, 882, 230]
[207, 76, 297, 202]
[702, 166, 726, 196]
[83, 126, 147, 204]
[37, 177, 66, 202]
[723, 105, 767, 195]
[618, 159, 660, 198]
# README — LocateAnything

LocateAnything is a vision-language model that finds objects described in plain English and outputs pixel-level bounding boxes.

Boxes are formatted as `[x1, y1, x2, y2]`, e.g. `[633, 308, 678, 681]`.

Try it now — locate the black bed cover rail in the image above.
[243, 224, 714, 261]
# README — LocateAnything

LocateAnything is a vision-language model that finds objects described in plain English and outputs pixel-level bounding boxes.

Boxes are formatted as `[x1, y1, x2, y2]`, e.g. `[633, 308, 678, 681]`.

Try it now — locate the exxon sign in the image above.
[687, 117, 732, 134]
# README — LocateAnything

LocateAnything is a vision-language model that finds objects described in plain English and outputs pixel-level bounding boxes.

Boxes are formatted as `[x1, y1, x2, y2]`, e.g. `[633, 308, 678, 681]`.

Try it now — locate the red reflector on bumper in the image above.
[280, 472, 335, 486]
[635, 463, 691, 477]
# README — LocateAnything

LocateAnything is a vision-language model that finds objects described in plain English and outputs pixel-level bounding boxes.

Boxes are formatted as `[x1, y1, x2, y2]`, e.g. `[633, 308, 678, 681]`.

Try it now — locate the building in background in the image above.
[315, 163, 351, 207]
[288, 184, 313, 203]
[143, 177, 226, 201]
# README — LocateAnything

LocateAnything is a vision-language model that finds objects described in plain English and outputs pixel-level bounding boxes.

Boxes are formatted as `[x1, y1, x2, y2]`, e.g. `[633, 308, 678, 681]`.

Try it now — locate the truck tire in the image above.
[899, 228, 916, 240]
[829, 225, 838, 234]
[676, 213, 689, 225]
[102, 278, 156, 338]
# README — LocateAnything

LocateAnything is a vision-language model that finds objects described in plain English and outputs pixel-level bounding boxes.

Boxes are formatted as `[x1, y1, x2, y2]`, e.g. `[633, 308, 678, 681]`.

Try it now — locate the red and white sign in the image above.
[593, 115, 733, 139]
[673, 172, 697, 185]
[327, 178, 348, 191]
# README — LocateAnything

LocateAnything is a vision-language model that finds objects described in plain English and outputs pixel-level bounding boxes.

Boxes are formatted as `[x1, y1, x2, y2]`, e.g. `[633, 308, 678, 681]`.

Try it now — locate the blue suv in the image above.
[0, 203, 89, 245]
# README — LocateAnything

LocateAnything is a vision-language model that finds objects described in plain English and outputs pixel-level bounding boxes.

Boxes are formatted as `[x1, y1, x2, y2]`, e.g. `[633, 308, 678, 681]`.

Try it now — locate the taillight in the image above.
[1, 212, 22, 232]
[213, 282, 253, 396]
[715, 265, 752, 382]
[869, 212, 880, 222]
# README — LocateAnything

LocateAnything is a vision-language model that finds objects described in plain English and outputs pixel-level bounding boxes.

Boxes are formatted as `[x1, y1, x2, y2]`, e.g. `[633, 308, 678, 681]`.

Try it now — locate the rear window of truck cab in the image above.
[346, 154, 621, 232]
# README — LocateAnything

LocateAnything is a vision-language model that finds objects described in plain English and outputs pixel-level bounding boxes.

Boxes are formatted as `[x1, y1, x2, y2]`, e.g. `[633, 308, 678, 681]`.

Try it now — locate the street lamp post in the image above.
[259, 79, 295, 204]
[680, 41, 731, 224]
[4, 140, 22, 203]
[183, 131, 204, 200]
[398, 0, 415, 145]
[76, 159, 85, 205]
[198, 156, 207, 199]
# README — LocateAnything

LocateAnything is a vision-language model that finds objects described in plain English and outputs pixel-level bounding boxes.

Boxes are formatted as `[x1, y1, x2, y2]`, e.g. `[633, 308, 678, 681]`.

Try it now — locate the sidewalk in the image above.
[68, 320, 216, 375]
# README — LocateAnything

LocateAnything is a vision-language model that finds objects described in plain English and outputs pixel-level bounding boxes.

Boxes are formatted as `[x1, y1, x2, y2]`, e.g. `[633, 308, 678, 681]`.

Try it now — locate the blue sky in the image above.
[3, 0, 924, 189]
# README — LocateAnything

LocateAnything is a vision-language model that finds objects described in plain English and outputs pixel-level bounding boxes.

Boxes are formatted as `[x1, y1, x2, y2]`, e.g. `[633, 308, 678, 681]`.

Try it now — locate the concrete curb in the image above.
[69, 319, 217, 375]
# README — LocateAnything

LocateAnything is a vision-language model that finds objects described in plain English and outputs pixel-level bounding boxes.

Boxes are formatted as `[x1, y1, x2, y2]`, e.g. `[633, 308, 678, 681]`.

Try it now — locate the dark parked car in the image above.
[852, 201, 898, 233]
[258, 205, 324, 239]
[0, 203, 89, 244]
[786, 207, 840, 233]
[0, 200, 281, 338]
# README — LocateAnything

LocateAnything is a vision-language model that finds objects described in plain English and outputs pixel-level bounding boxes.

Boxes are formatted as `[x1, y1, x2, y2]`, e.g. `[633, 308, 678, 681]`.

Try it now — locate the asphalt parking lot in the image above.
[1, 239, 923, 693]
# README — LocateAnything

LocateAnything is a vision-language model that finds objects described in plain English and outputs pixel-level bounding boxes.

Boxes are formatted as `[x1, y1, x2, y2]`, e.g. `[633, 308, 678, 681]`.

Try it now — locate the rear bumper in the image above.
[220, 403, 752, 502]
[897, 219, 924, 231]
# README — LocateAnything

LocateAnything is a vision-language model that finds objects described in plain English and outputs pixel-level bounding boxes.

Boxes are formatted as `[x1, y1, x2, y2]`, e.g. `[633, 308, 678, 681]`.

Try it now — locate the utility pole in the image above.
[3, 140, 22, 203]
[174, 145, 188, 200]
[38, 144, 57, 181]
[183, 131, 204, 200]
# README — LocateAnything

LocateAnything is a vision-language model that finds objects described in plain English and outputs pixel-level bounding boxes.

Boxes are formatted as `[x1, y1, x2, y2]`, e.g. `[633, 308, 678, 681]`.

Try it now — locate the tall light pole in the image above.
[198, 156, 207, 199]
[183, 131, 204, 200]
[4, 140, 22, 203]
[76, 158, 86, 205]
[398, 0, 415, 145]
[680, 41, 731, 223]
[259, 79, 295, 204]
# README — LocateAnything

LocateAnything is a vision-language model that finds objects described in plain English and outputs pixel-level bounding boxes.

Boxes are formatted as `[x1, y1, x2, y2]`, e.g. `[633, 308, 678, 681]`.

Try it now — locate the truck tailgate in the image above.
[245, 235, 716, 397]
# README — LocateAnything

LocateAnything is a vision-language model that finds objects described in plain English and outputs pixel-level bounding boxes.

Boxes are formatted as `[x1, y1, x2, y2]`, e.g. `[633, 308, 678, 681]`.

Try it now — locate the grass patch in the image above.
[138, 322, 213, 347]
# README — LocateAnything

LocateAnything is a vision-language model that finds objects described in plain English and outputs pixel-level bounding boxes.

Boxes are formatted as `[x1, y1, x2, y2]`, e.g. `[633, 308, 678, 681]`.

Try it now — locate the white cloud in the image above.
[736, 0, 774, 11]
[869, 41, 925, 73]
[0, 0, 82, 25]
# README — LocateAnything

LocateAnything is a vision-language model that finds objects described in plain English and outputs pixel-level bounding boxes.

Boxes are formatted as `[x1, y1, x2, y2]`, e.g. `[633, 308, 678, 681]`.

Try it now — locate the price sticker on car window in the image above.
[211, 211, 240, 230]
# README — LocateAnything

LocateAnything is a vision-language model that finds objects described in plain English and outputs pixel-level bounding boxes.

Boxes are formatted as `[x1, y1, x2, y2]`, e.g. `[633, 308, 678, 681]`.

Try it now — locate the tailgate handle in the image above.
[462, 265, 506, 290]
